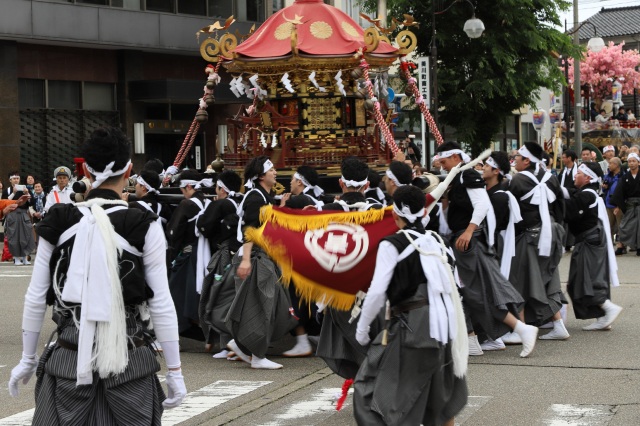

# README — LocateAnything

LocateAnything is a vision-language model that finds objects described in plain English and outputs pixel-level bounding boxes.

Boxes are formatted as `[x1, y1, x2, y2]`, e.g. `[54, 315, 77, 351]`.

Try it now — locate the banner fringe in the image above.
[245, 226, 357, 311]
[258, 205, 390, 232]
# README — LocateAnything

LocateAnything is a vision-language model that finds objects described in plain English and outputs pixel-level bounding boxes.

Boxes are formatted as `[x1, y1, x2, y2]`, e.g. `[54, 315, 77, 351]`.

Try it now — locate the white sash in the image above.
[583, 188, 619, 287]
[495, 190, 523, 279]
[519, 170, 556, 256]
[60, 200, 130, 386]
[235, 188, 267, 245]
[399, 229, 468, 378]
[190, 197, 212, 294]
[560, 163, 576, 188]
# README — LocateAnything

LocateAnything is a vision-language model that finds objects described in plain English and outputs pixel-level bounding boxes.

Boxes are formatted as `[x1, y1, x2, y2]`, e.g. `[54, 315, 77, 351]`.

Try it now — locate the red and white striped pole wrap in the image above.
[359, 59, 400, 156]
[400, 60, 444, 146]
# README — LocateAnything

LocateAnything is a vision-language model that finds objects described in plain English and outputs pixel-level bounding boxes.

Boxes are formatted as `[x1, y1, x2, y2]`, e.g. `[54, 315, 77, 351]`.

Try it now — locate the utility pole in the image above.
[573, 0, 582, 155]
[377, 0, 387, 28]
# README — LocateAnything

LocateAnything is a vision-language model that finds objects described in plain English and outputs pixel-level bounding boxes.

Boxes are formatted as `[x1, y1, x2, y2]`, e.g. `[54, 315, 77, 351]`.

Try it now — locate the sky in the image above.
[557, 0, 640, 30]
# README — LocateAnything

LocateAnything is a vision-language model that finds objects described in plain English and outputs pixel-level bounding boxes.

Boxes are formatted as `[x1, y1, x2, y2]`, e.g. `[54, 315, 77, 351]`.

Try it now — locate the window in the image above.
[178, 0, 206, 15]
[146, 0, 175, 13]
[48, 81, 81, 110]
[18, 79, 45, 109]
[209, 0, 233, 17]
[111, 0, 142, 10]
[76, 0, 109, 4]
[83, 82, 115, 111]
[271, 0, 283, 15]
[238, 0, 265, 22]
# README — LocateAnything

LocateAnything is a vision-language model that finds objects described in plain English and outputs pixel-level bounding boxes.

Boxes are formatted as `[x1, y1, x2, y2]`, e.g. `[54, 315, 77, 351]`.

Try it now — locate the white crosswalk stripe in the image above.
[0, 409, 34, 426]
[255, 387, 353, 426]
[542, 404, 616, 425]
[162, 380, 271, 426]
[456, 396, 492, 425]
[0, 380, 271, 426]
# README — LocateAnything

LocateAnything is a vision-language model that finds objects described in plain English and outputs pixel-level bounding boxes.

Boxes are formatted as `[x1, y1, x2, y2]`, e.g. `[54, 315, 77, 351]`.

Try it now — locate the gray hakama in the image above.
[33, 317, 164, 426]
[354, 285, 468, 426]
[199, 242, 236, 349]
[316, 308, 381, 379]
[4, 209, 35, 257]
[451, 230, 524, 340]
[168, 245, 202, 338]
[618, 197, 640, 250]
[225, 248, 298, 358]
[567, 224, 611, 319]
[509, 222, 566, 326]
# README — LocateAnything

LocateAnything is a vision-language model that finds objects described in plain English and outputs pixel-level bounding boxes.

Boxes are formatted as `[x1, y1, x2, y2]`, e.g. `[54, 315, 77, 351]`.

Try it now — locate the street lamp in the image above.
[430, 0, 484, 147]
[566, 17, 604, 155]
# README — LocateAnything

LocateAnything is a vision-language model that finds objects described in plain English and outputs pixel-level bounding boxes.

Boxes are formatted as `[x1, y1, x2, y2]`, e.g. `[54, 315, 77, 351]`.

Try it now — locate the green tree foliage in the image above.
[361, 0, 580, 155]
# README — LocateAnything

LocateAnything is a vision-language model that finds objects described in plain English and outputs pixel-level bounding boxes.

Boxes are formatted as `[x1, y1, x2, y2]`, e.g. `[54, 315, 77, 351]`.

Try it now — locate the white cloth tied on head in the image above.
[393, 202, 424, 223]
[216, 180, 236, 197]
[341, 175, 368, 188]
[294, 172, 324, 197]
[517, 146, 544, 173]
[495, 190, 523, 279]
[519, 170, 556, 256]
[385, 169, 406, 187]
[627, 153, 640, 162]
[61, 198, 130, 385]
[603, 145, 615, 154]
[244, 159, 274, 189]
[578, 163, 601, 184]
[485, 157, 504, 175]
[85, 160, 132, 189]
[583, 188, 619, 288]
[9, 174, 19, 179]
[136, 176, 158, 194]
[179, 178, 214, 190]
[438, 149, 471, 164]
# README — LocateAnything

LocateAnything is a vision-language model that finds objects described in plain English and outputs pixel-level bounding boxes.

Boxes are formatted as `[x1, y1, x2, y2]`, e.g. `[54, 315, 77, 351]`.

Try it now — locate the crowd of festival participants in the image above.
[5, 126, 627, 425]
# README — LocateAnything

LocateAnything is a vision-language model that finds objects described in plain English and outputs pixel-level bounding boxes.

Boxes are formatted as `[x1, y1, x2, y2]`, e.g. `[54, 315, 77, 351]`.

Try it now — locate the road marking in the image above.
[542, 404, 617, 425]
[456, 396, 492, 425]
[0, 409, 34, 426]
[0, 275, 32, 278]
[255, 387, 352, 426]
[162, 380, 271, 426]
[0, 380, 270, 426]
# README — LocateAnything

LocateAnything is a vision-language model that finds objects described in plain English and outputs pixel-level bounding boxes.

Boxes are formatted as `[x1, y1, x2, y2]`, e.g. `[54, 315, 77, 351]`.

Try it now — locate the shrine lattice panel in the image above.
[19, 110, 120, 183]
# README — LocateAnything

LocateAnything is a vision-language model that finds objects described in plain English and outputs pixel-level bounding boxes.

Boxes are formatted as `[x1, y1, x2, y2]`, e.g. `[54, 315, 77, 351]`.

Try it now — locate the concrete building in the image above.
[0, 0, 266, 182]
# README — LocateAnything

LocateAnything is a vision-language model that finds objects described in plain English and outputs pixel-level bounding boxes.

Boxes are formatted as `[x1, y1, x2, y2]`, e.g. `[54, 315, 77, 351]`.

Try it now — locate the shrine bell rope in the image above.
[172, 57, 224, 168]
[400, 59, 444, 146]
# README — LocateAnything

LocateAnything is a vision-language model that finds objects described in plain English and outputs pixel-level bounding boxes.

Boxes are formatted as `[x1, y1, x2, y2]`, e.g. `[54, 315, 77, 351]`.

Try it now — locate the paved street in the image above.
[0, 251, 639, 425]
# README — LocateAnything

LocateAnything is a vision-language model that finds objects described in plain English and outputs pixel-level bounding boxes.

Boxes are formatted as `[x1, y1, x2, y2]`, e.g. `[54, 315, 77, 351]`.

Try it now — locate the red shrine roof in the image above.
[232, 0, 398, 58]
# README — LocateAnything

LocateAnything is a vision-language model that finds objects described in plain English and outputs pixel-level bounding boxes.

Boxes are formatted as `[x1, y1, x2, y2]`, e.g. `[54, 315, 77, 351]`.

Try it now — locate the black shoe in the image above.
[615, 247, 627, 256]
[636, 250, 640, 257]
[565, 246, 572, 252]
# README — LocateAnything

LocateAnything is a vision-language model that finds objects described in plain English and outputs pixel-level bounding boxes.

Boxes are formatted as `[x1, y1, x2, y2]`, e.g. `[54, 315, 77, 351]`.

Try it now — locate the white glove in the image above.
[9, 354, 39, 397]
[163, 369, 187, 409]
[355, 326, 371, 346]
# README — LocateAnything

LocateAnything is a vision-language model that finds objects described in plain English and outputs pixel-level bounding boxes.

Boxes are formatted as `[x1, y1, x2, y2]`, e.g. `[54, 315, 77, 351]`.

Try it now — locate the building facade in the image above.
[0, 0, 271, 182]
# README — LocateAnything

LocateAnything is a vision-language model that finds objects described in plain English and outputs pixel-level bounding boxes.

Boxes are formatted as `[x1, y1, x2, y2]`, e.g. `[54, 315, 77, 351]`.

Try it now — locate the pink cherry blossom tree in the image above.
[567, 42, 640, 102]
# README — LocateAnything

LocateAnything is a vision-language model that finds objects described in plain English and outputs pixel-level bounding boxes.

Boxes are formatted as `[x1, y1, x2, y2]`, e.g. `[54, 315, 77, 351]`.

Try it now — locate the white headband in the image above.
[294, 172, 324, 197]
[517, 146, 541, 163]
[245, 159, 275, 189]
[136, 176, 158, 194]
[340, 175, 368, 188]
[393, 202, 425, 223]
[438, 149, 471, 163]
[578, 163, 600, 184]
[603, 145, 615, 154]
[485, 157, 504, 175]
[385, 169, 407, 187]
[180, 178, 214, 189]
[216, 179, 236, 197]
[9, 174, 19, 179]
[86, 160, 132, 189]
[628, 153, 640, 162]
